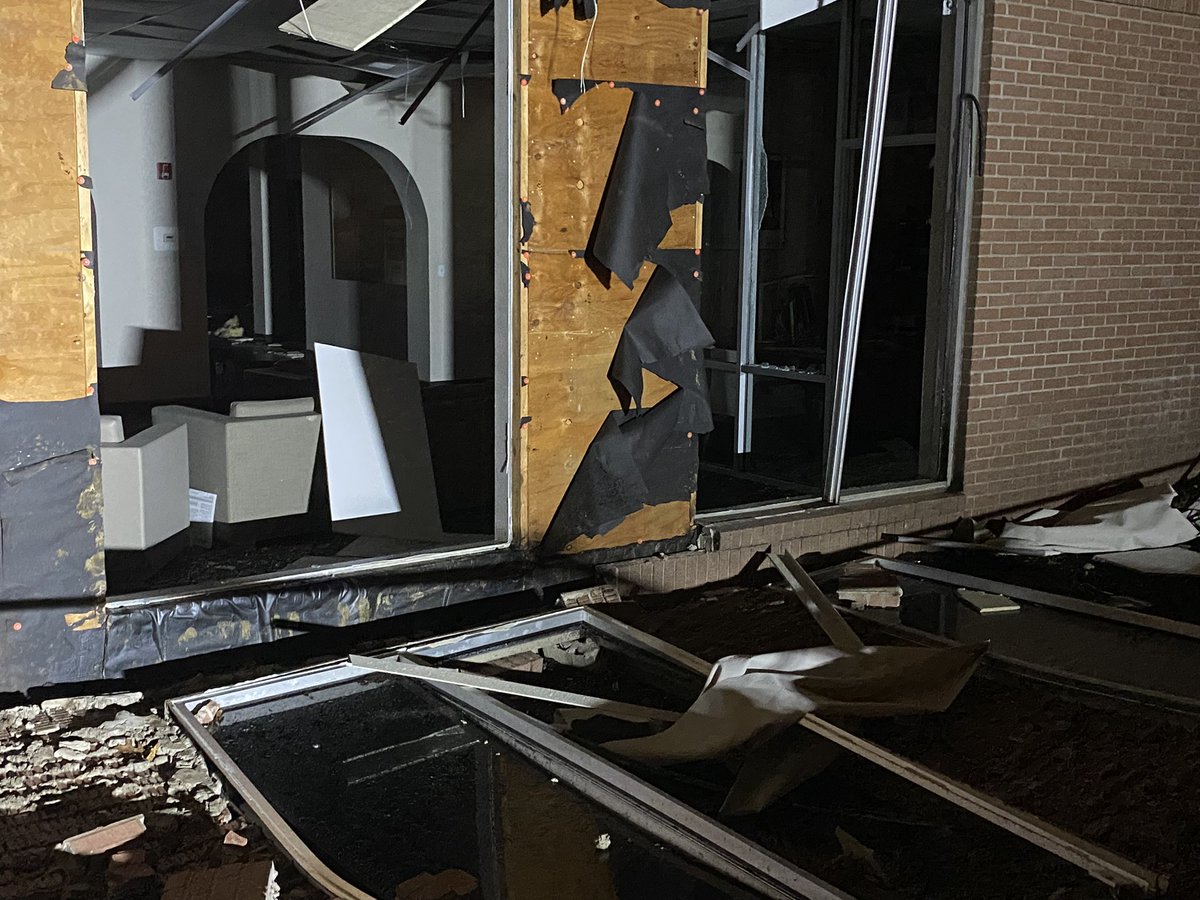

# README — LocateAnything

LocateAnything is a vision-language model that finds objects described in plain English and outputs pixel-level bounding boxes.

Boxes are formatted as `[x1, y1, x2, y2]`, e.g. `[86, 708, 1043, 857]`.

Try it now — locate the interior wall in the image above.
[299, 140, 410, 359]
[99, 61, 461, 404]
[87, 57, 181, 369]
[962, 0, 1200, 515]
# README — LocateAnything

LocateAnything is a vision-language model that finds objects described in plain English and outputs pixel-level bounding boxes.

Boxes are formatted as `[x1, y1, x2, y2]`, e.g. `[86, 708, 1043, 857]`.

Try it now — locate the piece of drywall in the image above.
[517, 0, 708, 550]
[0, 0, 95, 402]
[315, 343, 444, 540]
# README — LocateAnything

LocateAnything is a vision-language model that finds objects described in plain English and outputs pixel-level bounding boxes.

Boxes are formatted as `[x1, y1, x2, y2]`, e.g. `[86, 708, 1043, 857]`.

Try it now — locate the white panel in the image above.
[314, 343, 404, 520]
[279, 0, 430, 51]
[761, 0, 833, 31]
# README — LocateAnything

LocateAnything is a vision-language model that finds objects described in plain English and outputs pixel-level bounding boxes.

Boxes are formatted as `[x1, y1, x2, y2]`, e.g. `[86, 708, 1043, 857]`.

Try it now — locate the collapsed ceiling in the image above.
[84, 0, 496, 84]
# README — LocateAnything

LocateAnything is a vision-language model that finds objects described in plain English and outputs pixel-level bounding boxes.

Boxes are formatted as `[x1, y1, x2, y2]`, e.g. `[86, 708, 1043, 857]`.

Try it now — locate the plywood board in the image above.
[524, 255, 647, 542]
[525, 81, 631, 251]
[518, 0, 707, 549]
[0, 0, 93, 401]
[660, 203, 702, 250]
[529, 0, 705, 88]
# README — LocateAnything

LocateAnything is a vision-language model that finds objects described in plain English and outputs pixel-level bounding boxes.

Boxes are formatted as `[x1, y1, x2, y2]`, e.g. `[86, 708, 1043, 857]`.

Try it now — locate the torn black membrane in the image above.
[552, 79, 707, 287]
[51, 41, 87, 92]
[541, 388, 705, 553]
[541, 0, 597, 19]
[520, 199, 536, 244]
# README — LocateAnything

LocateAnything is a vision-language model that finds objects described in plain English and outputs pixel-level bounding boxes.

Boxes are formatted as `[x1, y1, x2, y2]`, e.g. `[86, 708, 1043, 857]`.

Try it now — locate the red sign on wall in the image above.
[157, 162, 173, 181]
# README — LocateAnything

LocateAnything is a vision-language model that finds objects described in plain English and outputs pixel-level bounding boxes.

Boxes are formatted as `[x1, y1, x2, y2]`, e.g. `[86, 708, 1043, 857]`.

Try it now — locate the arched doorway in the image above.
[204, 136, 425, 364]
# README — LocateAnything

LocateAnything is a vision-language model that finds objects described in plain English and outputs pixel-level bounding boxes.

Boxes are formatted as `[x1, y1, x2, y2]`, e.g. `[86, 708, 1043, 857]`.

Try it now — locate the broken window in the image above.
[698, 0, 981, 512]
[84, 0, 512, 596]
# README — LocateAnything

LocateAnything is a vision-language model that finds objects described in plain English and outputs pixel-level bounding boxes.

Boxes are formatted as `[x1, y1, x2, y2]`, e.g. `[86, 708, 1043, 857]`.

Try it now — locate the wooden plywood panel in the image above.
[529, 1, 706, 88]
[524, 253, 687, 544]
[562, 498, 692, 553]
[0, 1, 93, 401]
[518, 0, 707, 549]
[525, 92, 702, 253]
[661, 202, 702, 250]
[525, 254, 648, 542]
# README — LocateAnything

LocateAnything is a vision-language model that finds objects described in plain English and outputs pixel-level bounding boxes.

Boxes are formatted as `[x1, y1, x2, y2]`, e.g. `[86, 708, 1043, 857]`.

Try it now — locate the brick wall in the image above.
[603, 491, 966, 593]
[963, 0, 1200, 514]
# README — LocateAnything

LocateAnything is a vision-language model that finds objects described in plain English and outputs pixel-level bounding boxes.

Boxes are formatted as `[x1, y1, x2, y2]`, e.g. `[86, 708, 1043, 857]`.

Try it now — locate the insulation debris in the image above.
[557, 584, 622, 607]
[193, 700, 224, 727]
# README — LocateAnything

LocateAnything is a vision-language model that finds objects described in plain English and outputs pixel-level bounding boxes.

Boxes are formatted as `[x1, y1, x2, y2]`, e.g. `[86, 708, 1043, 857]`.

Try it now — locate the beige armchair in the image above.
[100, 415, 191, 550]
[151, 398, 322, 524]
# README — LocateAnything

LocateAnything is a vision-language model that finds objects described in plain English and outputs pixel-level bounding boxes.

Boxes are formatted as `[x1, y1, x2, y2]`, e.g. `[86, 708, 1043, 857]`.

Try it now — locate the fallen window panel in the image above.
[170, 630, 841, 900]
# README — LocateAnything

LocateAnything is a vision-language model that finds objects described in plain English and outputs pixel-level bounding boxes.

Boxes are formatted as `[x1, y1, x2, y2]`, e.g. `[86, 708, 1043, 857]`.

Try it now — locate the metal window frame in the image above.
[710, 0, 984, 515]
[734, 34, 767, 456]
[107, 0, 517, 607]
[493, 0, 517, 546]
[168, 607, 851, 900]
[822, 0, 900, 503]
[171, 605, 1163, 897]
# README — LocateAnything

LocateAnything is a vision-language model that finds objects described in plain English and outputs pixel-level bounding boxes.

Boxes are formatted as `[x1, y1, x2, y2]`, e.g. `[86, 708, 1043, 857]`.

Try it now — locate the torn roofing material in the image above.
[551, 80, 707, 288]
[996, 483, 1198, 554]
[540, 388, 707, 553]
[608, 263, 714, 417]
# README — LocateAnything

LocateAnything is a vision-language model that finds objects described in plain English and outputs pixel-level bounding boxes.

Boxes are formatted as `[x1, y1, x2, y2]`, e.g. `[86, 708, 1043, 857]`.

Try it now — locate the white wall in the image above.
[289, 75, 454, 380]
[98, 59, 464, 401]
[298, 139, 412, 359]
[87, 58, 182, 368]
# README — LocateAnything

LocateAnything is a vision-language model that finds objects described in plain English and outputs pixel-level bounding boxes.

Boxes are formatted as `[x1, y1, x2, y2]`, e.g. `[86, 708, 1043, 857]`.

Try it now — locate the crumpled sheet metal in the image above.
[602, 642, 987, 765]
[997, 483, 1198, 554]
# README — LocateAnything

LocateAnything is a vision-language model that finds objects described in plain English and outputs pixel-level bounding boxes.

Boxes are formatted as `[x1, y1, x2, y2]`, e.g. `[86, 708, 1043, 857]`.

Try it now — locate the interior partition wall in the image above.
[698, 0, 982, 514]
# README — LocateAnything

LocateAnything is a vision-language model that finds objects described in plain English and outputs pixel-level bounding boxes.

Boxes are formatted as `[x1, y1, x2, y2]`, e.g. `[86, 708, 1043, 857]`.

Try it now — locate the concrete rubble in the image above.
[0, 691, 314, 899]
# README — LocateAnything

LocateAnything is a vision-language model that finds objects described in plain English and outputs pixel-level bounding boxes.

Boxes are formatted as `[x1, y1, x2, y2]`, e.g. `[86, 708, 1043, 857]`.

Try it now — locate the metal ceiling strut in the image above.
[129, 0, 262, 100]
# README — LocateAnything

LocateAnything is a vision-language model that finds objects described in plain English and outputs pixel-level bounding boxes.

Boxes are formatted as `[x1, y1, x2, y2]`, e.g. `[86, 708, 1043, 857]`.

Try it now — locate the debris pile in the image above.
[0, 691, 289, 899]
